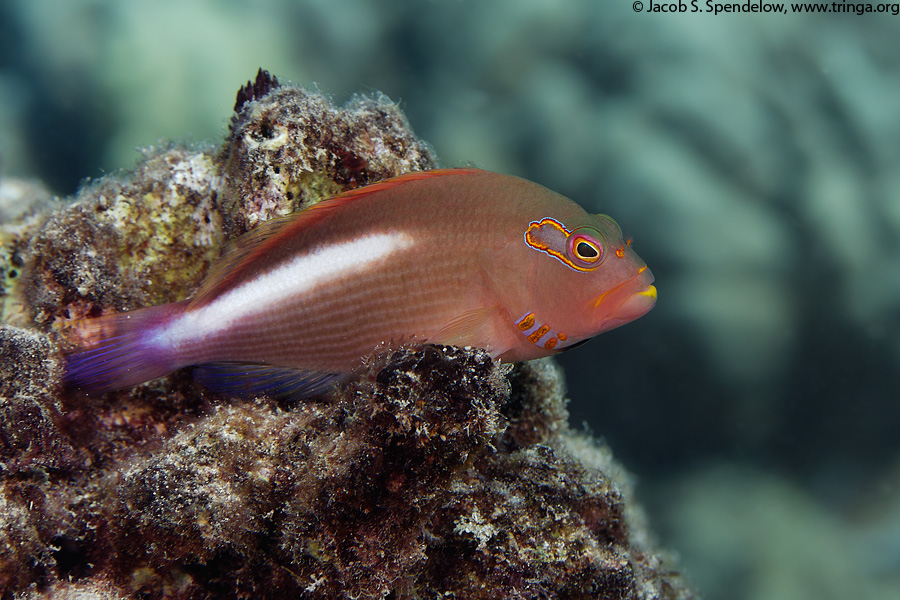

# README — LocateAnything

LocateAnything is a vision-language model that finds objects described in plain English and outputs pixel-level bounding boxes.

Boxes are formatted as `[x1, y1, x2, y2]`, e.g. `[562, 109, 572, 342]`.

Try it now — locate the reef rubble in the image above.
[0, 71, 694, 599]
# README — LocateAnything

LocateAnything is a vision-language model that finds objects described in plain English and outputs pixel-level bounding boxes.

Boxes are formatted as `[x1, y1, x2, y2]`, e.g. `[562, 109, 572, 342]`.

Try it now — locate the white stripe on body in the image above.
[152, 232, 415, 355]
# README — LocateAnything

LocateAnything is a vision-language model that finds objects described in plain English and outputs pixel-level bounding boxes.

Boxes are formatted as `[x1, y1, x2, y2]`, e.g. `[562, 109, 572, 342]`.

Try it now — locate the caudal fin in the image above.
[64, 301, 189, 393]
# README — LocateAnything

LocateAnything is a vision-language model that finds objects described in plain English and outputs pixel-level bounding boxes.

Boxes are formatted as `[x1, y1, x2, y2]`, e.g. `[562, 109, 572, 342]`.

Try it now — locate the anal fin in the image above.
[194, 362, 343, 400]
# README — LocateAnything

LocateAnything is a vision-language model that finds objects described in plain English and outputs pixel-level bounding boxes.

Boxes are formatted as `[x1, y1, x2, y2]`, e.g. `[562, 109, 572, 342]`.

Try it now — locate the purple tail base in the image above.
[64, 301, 188, 393]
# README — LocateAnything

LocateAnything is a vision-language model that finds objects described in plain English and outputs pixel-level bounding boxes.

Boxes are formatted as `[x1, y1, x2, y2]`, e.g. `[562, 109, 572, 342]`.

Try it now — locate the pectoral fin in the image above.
[433, 305, 514, 358]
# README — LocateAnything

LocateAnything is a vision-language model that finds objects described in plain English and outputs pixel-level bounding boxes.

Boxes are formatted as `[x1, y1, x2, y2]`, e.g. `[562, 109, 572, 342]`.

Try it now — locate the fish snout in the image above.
[614, 283, 656, 322]
[590, 268, 656, 333]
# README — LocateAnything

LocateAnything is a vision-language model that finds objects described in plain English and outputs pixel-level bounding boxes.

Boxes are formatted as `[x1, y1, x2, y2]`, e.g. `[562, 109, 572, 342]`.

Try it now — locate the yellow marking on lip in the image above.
[544, 337, 558, 350]
[557, 332, 567, 341]
[527, 325, 550, 343]
[594, 270, 652, 309]
[637, 285, 657, 300]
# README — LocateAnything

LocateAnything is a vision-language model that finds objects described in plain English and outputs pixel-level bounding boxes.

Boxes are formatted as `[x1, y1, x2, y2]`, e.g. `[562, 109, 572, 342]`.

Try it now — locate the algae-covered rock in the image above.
[0, 179, 59, 326]
[0, 72, 693, 599]
[24, 147, 223, 330]
[220, 69, 437, 236]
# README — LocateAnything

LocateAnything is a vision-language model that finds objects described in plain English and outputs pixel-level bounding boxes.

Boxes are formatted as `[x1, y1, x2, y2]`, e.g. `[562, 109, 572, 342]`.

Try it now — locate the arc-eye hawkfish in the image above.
[64, 168, 656, 399]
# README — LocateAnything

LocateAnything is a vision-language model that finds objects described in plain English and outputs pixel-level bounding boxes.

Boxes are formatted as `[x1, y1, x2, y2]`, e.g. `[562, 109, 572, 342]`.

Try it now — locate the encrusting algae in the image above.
[0, 70, 695, 599]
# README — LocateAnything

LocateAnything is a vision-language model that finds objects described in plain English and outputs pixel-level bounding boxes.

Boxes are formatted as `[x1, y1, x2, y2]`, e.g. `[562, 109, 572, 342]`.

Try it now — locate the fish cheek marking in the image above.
[514, 311, 567, 351]
[527, 325, 550, 344]
[517, 312, 536, 330]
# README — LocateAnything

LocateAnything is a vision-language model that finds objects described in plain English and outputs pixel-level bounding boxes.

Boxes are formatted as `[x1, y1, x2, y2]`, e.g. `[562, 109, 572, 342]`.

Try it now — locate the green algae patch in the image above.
[24, 147, 224, 328]
[0, 180, 59, 326]
[0, 229, 29, 325]
[286, 170, 345, 212]
[109, 184, 221, 308]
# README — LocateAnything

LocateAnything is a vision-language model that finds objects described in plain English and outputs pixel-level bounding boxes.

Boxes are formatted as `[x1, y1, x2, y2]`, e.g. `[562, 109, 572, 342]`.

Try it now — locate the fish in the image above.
[64, 168, 656, 398]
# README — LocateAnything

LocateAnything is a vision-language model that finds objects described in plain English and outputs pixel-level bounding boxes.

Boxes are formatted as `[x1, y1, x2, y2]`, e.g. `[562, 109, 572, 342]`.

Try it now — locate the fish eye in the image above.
[567, 228, 605, 269]
[575, 240, 599, 259]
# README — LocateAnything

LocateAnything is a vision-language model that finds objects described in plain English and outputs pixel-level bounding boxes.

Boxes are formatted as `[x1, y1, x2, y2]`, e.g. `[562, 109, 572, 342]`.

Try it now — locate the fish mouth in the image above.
[590, 267, 657, 333]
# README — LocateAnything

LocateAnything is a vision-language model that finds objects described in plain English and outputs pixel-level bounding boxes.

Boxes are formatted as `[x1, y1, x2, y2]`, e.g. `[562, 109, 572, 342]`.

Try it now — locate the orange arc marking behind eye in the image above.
[524, 218, 598, 273]
[524, 218, 567, 253]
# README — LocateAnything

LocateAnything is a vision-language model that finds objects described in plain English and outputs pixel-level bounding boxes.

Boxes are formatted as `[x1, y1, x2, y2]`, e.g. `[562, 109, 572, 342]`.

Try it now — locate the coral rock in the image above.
[24, 148, 223, 330]
[0, 73, 693, 599]
[220, 78, 437, 235]
[0, 326, 71, 474]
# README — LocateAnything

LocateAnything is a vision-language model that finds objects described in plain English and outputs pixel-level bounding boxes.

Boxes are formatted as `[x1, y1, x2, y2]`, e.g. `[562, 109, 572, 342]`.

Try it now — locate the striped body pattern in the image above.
[65, 169, 656, 397]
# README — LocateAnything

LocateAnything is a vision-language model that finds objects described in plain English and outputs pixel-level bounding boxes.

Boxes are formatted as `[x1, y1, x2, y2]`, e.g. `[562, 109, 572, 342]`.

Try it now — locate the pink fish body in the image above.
[65, 169, 656, 397]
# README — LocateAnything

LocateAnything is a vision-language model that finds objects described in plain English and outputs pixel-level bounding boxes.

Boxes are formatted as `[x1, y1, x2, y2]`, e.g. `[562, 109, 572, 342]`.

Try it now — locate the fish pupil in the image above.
[576, 241, 598, 258]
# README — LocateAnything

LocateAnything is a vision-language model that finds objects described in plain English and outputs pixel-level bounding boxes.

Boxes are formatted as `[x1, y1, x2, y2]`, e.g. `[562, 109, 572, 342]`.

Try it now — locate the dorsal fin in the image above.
[190, 168, 483, 308]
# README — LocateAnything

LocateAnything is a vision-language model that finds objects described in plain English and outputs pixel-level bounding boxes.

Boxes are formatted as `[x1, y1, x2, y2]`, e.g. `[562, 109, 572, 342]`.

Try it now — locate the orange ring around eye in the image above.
[564, 228, 606, 271]
[573, 237, 601, 262]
